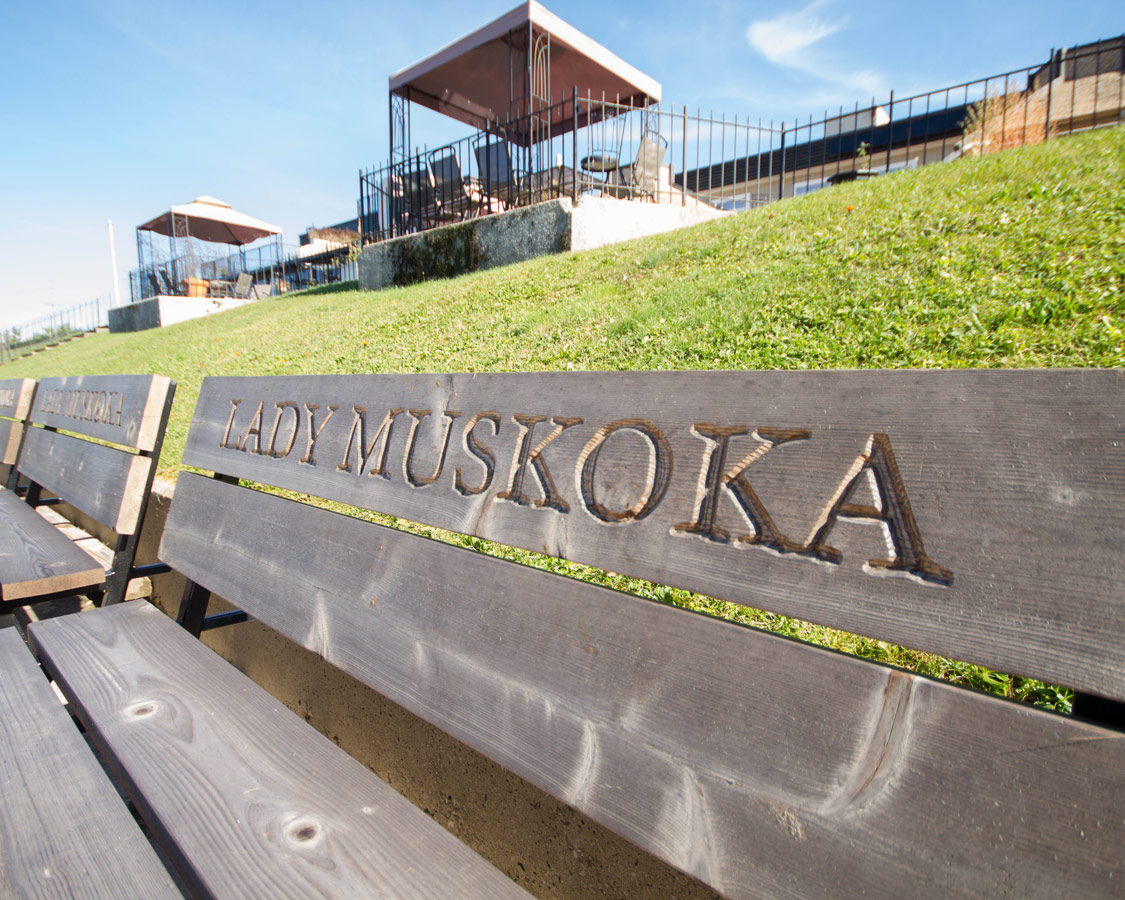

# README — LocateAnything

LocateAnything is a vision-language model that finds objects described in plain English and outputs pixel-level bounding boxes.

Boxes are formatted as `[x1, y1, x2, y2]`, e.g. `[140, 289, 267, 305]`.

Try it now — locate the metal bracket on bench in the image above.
[177, 578, 251, 637]
[130, 562, 172, 578]
[200, 610, 250, 631]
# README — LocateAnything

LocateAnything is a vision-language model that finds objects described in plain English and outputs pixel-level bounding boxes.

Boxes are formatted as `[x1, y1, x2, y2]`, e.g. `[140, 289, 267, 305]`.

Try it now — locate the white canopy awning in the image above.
[137, 196, 282, 246]
[390, 2, 661, 134]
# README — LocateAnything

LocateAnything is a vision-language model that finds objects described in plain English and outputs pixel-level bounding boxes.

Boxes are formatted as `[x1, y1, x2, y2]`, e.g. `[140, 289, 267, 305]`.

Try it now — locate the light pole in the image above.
[107, 219, 122, 308]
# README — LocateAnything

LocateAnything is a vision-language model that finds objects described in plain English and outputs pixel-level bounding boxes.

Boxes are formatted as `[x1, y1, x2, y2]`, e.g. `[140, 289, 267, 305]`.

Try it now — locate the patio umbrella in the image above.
[137, 196, 282, 246]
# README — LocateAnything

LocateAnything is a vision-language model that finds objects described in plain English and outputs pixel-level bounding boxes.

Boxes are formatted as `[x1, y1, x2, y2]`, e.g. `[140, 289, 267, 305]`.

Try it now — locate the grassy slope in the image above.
[8, 126, 1123, 708]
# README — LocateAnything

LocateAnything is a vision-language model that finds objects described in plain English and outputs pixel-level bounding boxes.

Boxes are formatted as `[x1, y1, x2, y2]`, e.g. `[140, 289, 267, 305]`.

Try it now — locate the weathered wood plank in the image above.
[0, 489, 104, 601]
[180, 371, 1125, 699]
[0, 377, 36, 420]
[30, 374, 172, 451]
[18, 426, 152, 534]
[0, 628, 183, 899]
[0, 417, 24, 465]
[159, 472, 1125, 900]
[35, 505, 153, 602]
[27, 600, 534, 900]
[0, 378, 35, 471]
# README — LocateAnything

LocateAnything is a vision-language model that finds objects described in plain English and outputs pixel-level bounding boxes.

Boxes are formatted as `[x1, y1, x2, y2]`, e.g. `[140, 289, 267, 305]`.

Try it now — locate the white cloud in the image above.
[746, 0, 844, 65]
[746, 1, 885, 99]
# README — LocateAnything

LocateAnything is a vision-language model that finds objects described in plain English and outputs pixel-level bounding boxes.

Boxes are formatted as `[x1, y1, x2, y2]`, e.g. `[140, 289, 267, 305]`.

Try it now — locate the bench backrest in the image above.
[161, 371, 1125, 899]
[0, 378, 36, 489]
[20, 374, 175, 536]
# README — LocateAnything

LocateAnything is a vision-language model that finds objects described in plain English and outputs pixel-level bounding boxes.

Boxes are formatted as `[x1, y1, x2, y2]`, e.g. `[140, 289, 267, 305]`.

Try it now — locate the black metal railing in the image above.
[1, 296, 109, 363]
[360, 93, 780, 244]
[359, 36, 1123, 244]
[129, 242, 284, 303]
[128, 241, 358, 304]
[684, 35, 1123, 203]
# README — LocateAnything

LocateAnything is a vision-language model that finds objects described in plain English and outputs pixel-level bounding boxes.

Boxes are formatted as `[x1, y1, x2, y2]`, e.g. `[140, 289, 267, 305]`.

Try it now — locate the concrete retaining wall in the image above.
[570, 196, 724, 251]
[108, 298, 162, 333]
[359, 196, 724, 291]
[109, 295, 256, 333]
[63, 480, 716, 900]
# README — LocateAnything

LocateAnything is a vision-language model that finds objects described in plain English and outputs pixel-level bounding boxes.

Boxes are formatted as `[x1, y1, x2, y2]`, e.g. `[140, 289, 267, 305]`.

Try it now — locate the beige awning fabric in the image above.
[137, 196, 282, 246]
[389, 2, 661, 134]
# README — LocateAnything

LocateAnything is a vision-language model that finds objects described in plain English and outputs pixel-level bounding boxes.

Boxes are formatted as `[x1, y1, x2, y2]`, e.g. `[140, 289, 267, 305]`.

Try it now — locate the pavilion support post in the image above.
[572, 87, 578, 203]
[167, 225, 175, 295]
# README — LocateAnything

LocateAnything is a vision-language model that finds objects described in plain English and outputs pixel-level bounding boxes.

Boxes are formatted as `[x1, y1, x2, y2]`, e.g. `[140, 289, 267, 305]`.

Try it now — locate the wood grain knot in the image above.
[284, 818, 322, 845]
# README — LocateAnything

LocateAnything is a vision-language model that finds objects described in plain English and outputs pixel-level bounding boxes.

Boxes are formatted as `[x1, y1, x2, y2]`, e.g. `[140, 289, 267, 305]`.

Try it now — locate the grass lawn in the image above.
[6, 125, 1123, 711]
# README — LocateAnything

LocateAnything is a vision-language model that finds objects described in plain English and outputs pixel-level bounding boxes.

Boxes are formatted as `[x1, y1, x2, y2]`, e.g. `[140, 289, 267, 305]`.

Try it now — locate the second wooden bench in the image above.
[0, 374, 175, 611]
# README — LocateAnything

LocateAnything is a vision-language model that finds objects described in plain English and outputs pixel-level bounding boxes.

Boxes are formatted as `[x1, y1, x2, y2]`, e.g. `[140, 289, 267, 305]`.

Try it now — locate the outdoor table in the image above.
[581, 151, 619, 176]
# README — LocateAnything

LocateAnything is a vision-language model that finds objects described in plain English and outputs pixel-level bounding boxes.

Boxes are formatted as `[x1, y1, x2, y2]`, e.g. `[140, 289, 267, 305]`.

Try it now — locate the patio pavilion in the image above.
[388, 1, 662, 160]
[133, 196, 283, 302]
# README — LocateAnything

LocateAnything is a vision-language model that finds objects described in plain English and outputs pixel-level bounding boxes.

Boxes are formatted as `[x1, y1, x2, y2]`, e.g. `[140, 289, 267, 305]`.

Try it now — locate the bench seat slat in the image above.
[17, 427, 152, 535]
[27, 601, 532, 900]
[0, 629, 183, 899]
[181, 371, 1125, 701]
[159, 473, 1125, 900]
[0, 489, 104, 601]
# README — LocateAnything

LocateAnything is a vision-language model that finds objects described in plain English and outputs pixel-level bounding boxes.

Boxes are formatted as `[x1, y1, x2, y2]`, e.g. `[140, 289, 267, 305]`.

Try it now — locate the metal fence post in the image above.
[777, 126, 786, 201]
[1044, 49, 1055, 142]
[682, 105, 687, 207]
[885, 90, 894, 173]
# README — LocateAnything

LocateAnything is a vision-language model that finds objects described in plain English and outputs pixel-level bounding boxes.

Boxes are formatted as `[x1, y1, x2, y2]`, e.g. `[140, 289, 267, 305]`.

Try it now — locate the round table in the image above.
[580, 151, 620, 174]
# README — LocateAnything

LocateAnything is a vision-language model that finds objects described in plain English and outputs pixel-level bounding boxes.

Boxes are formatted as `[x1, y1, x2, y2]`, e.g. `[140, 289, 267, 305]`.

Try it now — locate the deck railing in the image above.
[360, 36, 1123, 244]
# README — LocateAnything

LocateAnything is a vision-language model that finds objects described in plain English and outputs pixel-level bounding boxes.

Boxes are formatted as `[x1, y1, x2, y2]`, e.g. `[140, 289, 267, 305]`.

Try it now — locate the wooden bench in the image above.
[0, 374, 175, 611]
[0, 377, 36, 489]
[18, 370, 1125, 898]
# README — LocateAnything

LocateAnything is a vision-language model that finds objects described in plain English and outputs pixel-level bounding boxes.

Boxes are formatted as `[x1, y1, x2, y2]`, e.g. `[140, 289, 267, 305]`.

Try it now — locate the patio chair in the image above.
[233, 273, 253, 299]
[606, 132, 669, 202]
[428, 150, 476, 221]
[472, 136, 520, 211]
[397, 164, 440, 232]
[156, 269, 175, 295]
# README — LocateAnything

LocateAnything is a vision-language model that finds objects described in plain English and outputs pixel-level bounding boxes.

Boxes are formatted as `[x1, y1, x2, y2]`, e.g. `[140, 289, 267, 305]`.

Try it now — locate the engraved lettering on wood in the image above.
[577, 419, 671, 523]
[215, 396, 952, 585]
[337, 407, 403, 477]
[496, 415, 583, 513]
[300, 403, 338, 466]
[40, 388, 125, 428]
[803, 433, 953, 585]
[672, 426, 809, 552]
[266, 402, 300, 458]
[237, 402, 265, 453]
[454, 413, 501, 496]
[403, 409, 460, 487]
[220, 400, 242, 449]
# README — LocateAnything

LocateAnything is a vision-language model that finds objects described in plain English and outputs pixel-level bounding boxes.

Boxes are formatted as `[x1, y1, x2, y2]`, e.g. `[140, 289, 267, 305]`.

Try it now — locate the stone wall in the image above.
[359, 196, 724, 291]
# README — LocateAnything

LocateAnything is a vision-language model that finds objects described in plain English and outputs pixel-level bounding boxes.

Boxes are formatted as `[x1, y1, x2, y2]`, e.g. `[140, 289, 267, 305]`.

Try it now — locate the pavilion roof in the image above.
[389, 2, 661, 132]
[137, 196, 281, 246]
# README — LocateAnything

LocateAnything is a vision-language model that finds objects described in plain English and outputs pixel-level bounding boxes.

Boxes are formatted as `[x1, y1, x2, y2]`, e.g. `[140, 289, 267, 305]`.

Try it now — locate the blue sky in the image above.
[0, 0, 1120, 328]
